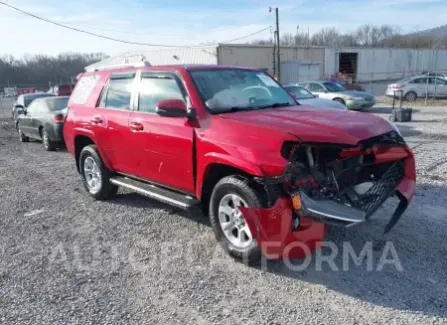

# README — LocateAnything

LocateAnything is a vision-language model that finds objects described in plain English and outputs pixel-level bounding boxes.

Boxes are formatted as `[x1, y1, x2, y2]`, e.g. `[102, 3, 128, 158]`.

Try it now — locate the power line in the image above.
[0, 2, 271, 48]
[58, 24, 264, 36]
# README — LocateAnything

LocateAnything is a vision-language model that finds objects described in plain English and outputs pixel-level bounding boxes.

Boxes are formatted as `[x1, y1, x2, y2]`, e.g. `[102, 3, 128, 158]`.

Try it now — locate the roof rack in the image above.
[85, 54, 151, 72]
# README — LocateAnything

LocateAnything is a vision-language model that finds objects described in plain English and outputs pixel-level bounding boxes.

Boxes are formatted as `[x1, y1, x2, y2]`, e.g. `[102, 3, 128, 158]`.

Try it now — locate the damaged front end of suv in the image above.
[240, 131, 416, 259]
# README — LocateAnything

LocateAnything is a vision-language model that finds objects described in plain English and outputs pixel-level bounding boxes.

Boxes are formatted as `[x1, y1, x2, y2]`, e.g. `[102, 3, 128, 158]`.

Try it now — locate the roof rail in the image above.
[85, 59, 151, 72]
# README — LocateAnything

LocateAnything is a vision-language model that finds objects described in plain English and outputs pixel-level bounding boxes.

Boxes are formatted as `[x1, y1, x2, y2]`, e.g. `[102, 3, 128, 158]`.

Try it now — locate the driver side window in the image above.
[308, 83, 325, 92]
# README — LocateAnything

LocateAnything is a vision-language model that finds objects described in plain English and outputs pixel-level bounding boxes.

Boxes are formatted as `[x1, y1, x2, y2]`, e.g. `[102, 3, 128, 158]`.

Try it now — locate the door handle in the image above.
[90, 116, 103, 124]
[130, 122, 144, 131]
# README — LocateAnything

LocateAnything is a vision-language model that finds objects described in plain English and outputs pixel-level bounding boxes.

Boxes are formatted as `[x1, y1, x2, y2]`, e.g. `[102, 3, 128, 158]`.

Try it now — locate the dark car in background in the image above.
[16, 96, 69, 151]
[48, 84, 75, 96]
[12, 93, 56, 121]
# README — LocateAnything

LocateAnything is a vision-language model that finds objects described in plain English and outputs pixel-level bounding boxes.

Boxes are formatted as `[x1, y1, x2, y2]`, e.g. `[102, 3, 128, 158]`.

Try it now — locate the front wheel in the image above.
[79, 145, 118, 200]
[209, 176, 266, 264]
[17, 124, 29, 142]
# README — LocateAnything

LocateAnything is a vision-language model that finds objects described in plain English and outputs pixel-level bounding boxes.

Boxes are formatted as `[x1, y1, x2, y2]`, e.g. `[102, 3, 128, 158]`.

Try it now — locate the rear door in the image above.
[94, 73, 136, 174]
[412, 77, 431, 97]
[128, 71, 195, 193]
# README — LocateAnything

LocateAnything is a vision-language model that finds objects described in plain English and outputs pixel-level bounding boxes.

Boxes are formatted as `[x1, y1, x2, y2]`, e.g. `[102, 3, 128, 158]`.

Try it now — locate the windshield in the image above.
[24, 93, 55, 107]
[323, 82, 346, 92]
[46, 97, 69, 111]
[285, 86, 314, 99]
[189, 69, 296, 113]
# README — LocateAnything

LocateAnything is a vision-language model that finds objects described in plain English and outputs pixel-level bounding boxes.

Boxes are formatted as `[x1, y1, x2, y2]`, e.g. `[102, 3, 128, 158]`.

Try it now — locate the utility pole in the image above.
[270, 6, 280, 81]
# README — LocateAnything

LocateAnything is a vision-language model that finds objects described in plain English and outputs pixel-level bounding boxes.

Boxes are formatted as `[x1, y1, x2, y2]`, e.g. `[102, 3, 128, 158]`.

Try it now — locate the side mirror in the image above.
[15, 104, 25, 115]
[155, 99, 195, 119]
[314, 94, 319, 98]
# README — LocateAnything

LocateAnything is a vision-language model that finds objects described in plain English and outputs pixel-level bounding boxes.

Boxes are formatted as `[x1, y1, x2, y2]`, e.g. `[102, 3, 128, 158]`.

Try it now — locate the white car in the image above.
[386, 75, 447, 101]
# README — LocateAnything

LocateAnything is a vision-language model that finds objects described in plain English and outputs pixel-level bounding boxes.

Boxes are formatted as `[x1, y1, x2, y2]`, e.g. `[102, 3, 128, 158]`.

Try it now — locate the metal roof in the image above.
[85, 47, 218, 71]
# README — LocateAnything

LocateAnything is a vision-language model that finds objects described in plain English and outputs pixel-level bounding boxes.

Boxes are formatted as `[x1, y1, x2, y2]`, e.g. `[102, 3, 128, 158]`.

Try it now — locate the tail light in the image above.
[391, 84, 404, 90]
[52, 114, 65, 124]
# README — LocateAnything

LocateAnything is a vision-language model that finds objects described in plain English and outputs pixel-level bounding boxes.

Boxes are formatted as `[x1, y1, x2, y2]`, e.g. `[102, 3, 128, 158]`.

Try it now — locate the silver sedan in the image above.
[297, 81, 376, 110]
[284, 85, 347, 110]
[386, 75, 447, 101]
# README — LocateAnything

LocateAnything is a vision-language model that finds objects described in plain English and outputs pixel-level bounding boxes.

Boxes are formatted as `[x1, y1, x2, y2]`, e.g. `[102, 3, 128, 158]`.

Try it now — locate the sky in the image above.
[0, 0, 446, 57]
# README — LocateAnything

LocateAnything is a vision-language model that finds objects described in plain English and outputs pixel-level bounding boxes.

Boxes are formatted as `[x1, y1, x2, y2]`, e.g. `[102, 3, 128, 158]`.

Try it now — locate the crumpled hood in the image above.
[219, 106, 394, 145]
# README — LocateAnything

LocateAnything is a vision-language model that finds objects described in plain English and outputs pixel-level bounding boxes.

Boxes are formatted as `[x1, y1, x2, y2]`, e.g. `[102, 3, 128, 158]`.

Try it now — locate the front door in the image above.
[20, 100, 39, 138]
[93, 73, 136, 174]
[128, 72, 194, 194]
[432, 77, 447, 98]
[307, 82, 329, 99]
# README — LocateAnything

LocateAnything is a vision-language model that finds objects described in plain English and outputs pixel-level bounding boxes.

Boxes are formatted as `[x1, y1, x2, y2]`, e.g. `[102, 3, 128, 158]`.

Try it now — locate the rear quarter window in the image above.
[70, 75, 101, 105]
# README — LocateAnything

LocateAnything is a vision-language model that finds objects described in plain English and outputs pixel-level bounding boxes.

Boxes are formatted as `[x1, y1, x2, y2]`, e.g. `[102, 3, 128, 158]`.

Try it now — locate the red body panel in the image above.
[240, 199, 327, 259]
[63, 64, 416, 260]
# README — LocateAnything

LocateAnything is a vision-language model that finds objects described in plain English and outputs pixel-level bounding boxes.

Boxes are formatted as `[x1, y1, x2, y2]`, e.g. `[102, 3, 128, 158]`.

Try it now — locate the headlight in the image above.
[346, 96, 364, 101]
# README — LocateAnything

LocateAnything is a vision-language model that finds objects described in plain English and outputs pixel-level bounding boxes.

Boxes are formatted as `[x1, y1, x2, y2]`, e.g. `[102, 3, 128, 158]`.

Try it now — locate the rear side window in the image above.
[138, 76, 184, 113]
[99, 74, 135, 110]
[47, 97, 69, 111]
[71, 75, 100, 105]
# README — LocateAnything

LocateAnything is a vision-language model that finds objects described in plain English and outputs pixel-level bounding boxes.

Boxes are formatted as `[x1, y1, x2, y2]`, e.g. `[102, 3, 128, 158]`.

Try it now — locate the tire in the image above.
[79, 144, 118, 200]
[209, 176, 266, 264]
[17, 124, 29, 142]
[42, 128, 55, 151]
[333, 98, 345, 105]
[404, 91, 417, 102]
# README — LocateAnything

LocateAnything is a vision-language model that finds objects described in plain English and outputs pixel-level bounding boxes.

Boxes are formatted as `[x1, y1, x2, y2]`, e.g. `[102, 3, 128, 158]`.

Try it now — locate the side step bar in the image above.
[110, 176, 199, 210]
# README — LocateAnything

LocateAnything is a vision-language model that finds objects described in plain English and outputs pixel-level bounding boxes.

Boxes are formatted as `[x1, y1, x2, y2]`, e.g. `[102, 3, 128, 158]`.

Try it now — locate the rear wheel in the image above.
[42, 129, 55, 151]
[209, 176, 266, 264]
[17, 124, 29, 142]
[79, 145, 118, 200]
[404, 91, 417, 101]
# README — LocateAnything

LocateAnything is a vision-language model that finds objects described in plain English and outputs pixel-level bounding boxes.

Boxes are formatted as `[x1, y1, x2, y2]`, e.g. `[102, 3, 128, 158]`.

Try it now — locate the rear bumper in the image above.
[240, 146, 416, 260]
[47, 124, 64, 142]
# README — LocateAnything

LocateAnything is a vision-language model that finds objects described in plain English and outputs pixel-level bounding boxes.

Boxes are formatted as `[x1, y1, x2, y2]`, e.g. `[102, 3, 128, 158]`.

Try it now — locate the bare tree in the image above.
[248, 24, 447, 49]
[0, 53, 109, 88]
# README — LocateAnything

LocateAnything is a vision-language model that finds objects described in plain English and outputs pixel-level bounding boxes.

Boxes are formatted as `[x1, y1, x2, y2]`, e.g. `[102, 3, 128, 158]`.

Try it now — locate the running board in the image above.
[110, 176, 199, 210]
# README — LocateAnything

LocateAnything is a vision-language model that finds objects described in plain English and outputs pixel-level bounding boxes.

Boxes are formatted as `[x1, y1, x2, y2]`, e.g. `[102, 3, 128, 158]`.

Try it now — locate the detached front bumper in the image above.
[239, 146, 416, 260]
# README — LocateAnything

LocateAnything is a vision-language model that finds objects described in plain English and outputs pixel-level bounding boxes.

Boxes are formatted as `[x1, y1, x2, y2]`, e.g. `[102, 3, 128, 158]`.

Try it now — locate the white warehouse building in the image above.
[86, 44, 447, 84]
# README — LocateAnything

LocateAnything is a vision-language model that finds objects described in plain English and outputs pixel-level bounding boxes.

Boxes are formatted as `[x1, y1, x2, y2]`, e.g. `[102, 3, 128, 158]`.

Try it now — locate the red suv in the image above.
[63, 63, 416, 263]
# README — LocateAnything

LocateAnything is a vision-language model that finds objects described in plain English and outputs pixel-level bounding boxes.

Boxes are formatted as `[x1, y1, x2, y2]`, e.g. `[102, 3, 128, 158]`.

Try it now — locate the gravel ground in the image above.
[0, 100, 446, 324]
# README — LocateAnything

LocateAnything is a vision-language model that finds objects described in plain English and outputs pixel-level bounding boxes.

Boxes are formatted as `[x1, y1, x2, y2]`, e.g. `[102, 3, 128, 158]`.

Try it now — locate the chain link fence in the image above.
[0, 77, 76, 97]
